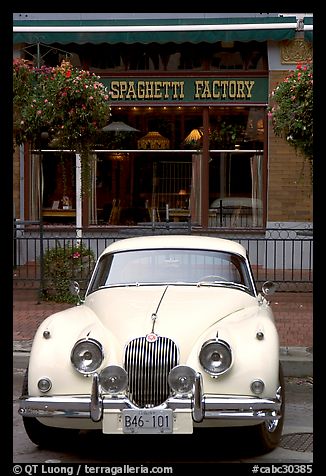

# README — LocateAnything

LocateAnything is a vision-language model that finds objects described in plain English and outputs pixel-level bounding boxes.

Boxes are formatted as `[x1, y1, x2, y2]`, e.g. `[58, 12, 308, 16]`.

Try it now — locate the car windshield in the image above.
[87, 248, 255, 295]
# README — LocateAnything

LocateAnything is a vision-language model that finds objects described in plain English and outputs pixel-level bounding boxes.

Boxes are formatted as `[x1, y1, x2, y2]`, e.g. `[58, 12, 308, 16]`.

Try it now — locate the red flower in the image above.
[66, 70, 71, 78]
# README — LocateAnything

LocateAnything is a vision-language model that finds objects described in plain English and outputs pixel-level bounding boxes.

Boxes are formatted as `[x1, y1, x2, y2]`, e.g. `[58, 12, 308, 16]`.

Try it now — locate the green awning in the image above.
[304, 17, 313, 42]
[13, 17, 298, 45]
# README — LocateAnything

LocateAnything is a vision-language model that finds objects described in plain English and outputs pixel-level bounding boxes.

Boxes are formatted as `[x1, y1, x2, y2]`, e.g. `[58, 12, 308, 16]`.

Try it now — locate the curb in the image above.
[279, 346, 313, 378]
[13, 343, 313, 377]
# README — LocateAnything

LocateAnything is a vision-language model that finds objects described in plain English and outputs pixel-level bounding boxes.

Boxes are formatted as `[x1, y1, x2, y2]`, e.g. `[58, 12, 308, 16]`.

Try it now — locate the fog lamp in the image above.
[250, 379, 265, 395]
[99, 365, 128, 393]
[168, 365, 196, 394]
[37, 378, 52, 393]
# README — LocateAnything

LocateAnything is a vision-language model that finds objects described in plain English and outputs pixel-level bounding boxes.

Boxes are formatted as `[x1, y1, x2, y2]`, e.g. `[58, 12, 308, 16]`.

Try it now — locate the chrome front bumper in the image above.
[19, 373, 282, 423]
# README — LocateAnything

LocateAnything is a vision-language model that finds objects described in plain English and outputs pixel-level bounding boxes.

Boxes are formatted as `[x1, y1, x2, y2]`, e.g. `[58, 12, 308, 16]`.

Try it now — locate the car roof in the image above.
[100, 235, 247, 258]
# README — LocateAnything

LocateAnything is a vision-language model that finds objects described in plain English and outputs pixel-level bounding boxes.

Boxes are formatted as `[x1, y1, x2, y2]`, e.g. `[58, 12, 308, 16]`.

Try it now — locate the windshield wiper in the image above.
[196, 280, 249, 291]
[98, 282, 170, 288]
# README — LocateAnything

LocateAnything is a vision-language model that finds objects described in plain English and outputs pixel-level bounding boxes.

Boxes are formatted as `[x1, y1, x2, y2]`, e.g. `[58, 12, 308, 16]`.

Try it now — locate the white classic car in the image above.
[19, 235, 284, 454]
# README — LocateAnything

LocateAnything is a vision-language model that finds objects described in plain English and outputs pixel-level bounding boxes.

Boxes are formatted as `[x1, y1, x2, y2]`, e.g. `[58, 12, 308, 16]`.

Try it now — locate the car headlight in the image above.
[168, 365, 197, 394]
[71, 338, 104, 374]
[199, 339, 232, 376]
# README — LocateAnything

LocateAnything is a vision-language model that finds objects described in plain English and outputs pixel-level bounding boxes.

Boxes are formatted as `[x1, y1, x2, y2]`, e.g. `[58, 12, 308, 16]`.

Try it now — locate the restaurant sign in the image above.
[101, 76, 268, 104]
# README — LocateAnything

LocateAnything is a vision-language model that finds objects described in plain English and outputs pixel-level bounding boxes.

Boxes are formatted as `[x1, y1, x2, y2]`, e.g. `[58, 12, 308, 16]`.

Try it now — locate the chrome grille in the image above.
[124, 336, 179, 408]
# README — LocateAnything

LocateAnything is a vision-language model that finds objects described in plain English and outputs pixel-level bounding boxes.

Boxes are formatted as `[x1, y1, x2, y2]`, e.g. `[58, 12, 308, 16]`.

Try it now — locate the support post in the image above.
[201, 107, 210, 228]
[76, 153, 82, 242]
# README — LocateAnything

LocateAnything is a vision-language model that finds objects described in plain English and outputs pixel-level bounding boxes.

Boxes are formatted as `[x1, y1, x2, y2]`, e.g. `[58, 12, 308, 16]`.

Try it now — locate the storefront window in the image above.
[25, 40, 268, 228]
[41, 152, 76, 224]
[208, 152, 263, 227]
[37, 105, 265, 228]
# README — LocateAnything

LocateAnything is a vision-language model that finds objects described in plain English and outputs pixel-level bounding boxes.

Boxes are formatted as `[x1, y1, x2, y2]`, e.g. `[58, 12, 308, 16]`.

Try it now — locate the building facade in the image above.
[13, 13, 313, 230]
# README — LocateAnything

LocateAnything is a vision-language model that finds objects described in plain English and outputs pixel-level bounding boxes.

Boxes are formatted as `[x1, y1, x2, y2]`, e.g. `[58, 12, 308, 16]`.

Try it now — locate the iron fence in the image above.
[13, 220, 313, 300]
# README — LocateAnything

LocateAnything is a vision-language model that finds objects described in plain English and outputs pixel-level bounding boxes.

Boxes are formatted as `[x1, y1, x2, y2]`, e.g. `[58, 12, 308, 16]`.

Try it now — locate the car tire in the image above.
[247, 362, 285, 454]
[21, 368, 79, 448]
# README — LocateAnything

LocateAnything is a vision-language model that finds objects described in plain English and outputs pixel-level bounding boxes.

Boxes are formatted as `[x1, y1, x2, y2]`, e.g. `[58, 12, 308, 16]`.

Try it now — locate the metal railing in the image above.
[13, 220, 313, 300]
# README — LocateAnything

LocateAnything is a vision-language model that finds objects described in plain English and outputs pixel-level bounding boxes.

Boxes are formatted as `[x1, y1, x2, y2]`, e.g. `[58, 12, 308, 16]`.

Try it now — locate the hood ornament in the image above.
[151, 313, 157, 333]
[147, 314, 158, 342]
[149, 285, 168, 333]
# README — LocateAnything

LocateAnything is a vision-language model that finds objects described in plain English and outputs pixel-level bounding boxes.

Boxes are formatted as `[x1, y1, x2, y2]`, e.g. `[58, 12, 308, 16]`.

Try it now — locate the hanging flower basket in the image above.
[268, 62, 313, 163]
[13, 58, 112, 193]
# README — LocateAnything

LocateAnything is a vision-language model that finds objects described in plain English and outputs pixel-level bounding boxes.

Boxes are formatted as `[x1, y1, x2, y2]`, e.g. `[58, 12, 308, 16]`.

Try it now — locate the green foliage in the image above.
[268, 63, 313, 162]
[209, 121, 245, 148]
[96, 130, 138, 149]
[42, 242, 95, 303]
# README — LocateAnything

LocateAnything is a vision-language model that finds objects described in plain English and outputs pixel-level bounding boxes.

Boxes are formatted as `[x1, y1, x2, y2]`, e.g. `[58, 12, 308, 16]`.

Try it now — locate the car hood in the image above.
[84, 285, 257, 349]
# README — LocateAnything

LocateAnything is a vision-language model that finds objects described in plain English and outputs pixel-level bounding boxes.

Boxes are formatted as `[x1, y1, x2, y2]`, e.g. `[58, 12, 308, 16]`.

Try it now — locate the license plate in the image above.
[122, 409, 173, 434]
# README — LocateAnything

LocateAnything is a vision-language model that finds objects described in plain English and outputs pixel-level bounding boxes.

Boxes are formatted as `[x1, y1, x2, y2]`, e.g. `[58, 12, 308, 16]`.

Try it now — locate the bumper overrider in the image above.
[19, 372, 282, 429]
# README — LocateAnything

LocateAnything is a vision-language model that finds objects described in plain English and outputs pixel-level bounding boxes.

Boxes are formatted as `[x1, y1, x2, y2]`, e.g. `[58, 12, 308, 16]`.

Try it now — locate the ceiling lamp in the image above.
[102, 121, 139, 133]
[138, 131, 170, 150]
[109, 152, 129, 161]
[184, 128, 203, 146]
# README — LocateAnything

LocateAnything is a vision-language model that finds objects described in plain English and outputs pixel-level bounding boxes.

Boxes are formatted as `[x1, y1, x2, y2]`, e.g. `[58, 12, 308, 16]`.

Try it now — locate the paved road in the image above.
[13, 367, 313, 466]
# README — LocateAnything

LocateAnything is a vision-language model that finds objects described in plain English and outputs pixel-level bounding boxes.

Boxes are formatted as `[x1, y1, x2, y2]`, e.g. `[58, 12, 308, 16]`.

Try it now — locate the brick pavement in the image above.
[12, 291, 313, 348]
[269, 293, 313, 348]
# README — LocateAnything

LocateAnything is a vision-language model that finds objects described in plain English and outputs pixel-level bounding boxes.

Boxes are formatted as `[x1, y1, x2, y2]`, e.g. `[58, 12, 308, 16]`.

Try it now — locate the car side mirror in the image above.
[261, 281, 278, 296]
[69, 280, 83, 305]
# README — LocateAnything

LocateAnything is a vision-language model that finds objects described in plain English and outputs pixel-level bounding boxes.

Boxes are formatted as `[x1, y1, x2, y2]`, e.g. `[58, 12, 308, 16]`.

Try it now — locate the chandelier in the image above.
[138, 131, 170, 149]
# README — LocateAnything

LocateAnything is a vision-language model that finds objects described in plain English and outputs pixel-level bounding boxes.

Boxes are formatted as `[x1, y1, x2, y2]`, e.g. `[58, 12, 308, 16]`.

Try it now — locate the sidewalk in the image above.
[13, 291, 313, 376]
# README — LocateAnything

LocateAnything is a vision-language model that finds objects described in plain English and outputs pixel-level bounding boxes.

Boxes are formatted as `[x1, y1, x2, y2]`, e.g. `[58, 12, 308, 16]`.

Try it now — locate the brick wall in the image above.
[267, 71, 313, 222]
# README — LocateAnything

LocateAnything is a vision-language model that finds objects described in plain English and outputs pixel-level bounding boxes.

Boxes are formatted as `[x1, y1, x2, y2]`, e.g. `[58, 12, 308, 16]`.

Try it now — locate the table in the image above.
[42, 208, 76, 219]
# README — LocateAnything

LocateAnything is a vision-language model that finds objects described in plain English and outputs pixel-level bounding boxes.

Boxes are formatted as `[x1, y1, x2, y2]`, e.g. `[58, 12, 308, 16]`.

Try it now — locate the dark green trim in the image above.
[13, 17, 298, 45]
[304, 17, 313, 42]
[13, 17, 298, 27]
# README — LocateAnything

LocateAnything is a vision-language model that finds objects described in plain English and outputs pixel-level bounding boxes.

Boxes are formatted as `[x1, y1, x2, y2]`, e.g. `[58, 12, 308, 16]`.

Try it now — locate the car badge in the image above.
[146, 333, 158, 343]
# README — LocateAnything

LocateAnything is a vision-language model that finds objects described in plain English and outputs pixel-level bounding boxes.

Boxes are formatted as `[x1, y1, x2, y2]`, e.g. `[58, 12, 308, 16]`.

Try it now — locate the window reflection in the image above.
[88, 249, 253, 293]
